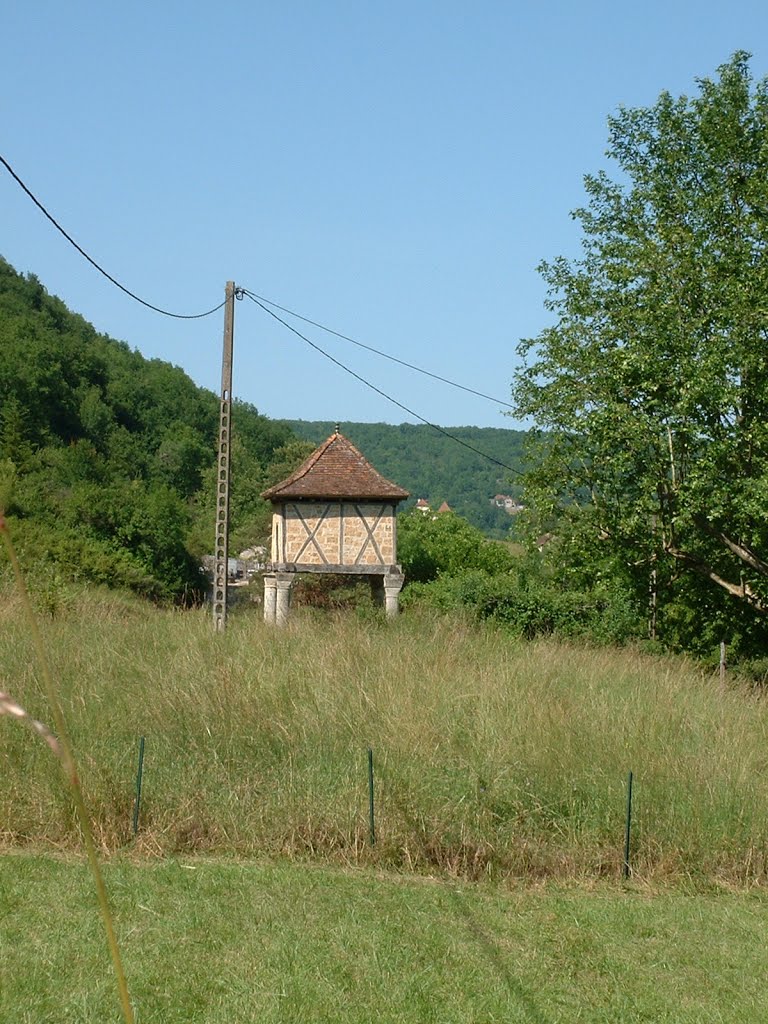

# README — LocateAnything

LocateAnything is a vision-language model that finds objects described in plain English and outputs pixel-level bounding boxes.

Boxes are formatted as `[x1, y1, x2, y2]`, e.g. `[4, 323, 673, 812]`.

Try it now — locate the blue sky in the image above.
[3, 2, 768, 429]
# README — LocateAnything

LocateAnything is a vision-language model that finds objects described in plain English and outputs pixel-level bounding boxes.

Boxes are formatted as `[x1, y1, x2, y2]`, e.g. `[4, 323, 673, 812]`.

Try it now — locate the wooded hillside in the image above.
[281, 420, 527, 536]
[0, 257, 296, 599]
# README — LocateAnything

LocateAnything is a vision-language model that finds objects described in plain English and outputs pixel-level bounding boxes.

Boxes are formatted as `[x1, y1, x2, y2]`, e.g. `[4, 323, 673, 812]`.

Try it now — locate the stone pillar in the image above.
[274, 573, 295, 627]
[372, 572, 405, 617]
[383, 573, 404, 618]
[263, 574, 277, 624]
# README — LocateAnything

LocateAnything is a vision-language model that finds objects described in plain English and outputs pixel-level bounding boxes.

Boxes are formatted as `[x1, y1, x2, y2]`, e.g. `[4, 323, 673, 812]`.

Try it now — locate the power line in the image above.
[246, 289, 514, 409]
[0, 153, 225, 320]
[243, 289, 523, 479]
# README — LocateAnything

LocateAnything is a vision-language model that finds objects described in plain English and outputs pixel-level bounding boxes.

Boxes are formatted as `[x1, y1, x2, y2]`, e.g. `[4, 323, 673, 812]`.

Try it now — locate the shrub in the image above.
[403, 558, 644, 647]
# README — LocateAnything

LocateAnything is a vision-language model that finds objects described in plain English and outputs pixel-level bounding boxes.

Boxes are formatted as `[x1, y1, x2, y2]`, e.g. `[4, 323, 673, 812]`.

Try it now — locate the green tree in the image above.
[0, 395, 32, 467]
[0, 458, 16, 513]
[513, 53, 768, 651]
[78, 385, 114, 447]
[153, 422, 211, 497]
[262, 439, 317, 492]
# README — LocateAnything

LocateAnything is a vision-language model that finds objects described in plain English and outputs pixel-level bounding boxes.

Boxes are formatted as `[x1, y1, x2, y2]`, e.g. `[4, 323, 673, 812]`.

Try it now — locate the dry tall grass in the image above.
[2, 586, 768, 886]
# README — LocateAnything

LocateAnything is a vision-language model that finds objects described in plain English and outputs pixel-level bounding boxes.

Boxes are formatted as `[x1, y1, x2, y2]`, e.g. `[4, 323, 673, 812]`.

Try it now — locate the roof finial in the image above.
[334, 423, 340, 435]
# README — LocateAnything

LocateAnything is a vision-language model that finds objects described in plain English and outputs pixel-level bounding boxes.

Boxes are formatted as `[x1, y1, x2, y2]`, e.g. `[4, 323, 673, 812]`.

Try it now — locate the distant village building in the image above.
[415, 498, 451, 516]
[492, 494, 525, 514]
[261, 430, 409, 625]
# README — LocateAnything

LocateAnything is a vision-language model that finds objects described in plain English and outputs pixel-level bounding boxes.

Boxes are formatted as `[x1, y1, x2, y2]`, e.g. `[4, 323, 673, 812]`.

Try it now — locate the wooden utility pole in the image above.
[213, 282, 236, 632]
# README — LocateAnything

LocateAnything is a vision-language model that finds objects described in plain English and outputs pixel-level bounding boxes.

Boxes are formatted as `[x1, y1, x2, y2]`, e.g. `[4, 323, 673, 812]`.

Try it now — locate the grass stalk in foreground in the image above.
[0, 514, 135, 1024]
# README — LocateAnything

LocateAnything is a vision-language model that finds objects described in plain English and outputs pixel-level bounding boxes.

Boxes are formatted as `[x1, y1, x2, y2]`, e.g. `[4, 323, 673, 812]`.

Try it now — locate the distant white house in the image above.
[492, 494, 525, 514]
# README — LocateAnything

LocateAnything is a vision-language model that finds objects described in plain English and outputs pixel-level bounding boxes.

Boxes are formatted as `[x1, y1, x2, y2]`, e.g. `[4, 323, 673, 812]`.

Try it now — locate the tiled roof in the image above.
[262, 432, 410, 501]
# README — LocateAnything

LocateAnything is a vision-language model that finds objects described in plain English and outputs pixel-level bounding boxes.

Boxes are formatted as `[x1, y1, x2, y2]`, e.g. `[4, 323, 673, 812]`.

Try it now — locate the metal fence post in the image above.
[132, 736, 145, 837]
[623, 770, 633, 880]
[368, 748, 375, 846]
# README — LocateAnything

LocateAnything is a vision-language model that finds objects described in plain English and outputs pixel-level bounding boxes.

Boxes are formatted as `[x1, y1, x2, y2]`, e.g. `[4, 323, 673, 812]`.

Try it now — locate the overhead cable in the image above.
[246, 289, 514, 409]
[243, 290, 522, 478]
[0, 153, 225, 320]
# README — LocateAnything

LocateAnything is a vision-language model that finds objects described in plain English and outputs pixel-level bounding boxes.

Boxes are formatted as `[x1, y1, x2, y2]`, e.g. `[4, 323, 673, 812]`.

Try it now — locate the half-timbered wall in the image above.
[271, 501, 397, 567]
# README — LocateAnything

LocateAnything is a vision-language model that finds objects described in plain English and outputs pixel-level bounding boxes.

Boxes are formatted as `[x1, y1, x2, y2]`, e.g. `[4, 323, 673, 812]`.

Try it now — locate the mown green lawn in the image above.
[1, 853, 766, 1023]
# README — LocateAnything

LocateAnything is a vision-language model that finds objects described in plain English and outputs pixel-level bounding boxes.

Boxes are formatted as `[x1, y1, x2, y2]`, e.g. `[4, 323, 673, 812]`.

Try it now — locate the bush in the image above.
[403, 562, 644, 647]
[0, 516, 171, 600]
[398, 509, 514, 582]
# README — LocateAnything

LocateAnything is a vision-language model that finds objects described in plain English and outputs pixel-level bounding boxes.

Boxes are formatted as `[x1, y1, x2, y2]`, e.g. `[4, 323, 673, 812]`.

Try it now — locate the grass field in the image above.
[2, 853, 768, 1023]
[4, 583, 768, 1021]
[3, 584, 768, 885]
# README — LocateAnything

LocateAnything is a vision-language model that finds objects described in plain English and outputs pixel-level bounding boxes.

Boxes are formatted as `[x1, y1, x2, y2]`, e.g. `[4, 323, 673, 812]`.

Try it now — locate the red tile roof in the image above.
[262, 432, 410, 502]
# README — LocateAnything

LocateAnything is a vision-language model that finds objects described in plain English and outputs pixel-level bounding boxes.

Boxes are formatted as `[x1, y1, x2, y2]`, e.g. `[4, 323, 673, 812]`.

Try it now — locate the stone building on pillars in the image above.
[261, 430, 409, 625]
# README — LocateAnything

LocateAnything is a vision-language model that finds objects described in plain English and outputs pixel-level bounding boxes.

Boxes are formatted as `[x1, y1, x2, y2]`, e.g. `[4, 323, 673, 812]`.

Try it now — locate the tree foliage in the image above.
[398, 508, 514, 582]
[513, 53, 768, 653]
